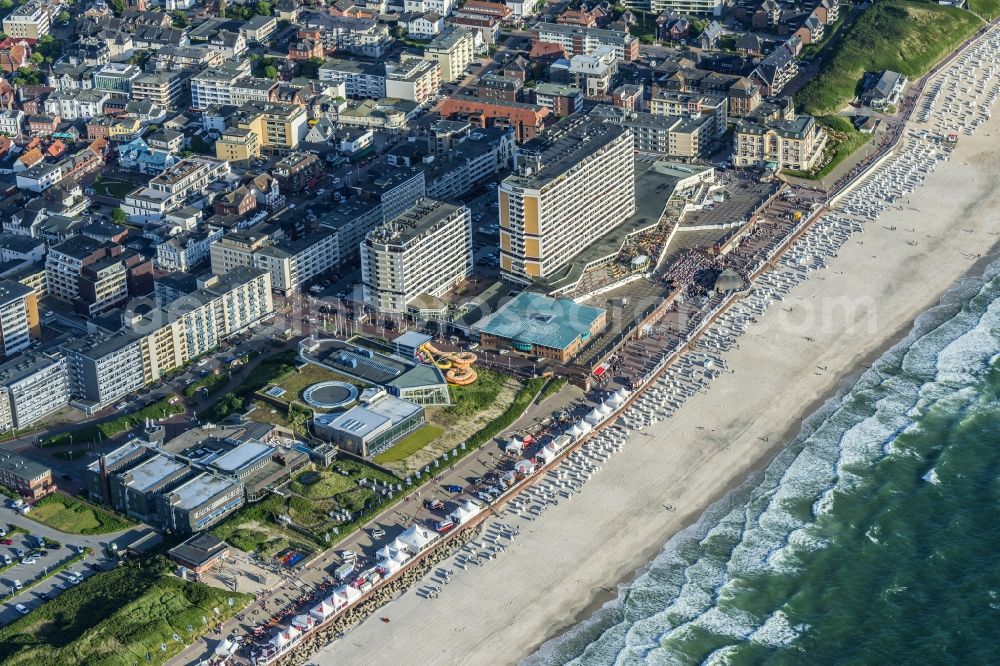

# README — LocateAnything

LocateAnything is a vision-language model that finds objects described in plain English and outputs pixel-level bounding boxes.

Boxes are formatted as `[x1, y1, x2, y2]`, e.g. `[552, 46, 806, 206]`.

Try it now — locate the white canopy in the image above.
[399, 524, 437, 552]
[291, 615, 315, 632]
[271, 625, 301, 648]
[615, 387, 630, 402]
[514, 459, 534, 475]
[567, 423, 584, 438]
[450, 499, 482, 525]
[380, 556, 403, 574]
[577, 419, 593, 433]
[213, 638, 236, 657]
[329, 587, 352, 608]
[310, 599, 336, 621]
[538, 445, 557, 465]
[344, 585, 363, 603]
[606, 393, 624, 408]
[584, 408, 604, 425]
[505, 437, 524, 453]
[597, 401, 613, 417]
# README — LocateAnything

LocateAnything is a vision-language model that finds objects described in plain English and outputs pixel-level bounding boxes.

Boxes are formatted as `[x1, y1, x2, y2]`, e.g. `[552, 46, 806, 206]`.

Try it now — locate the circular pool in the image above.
[302, 381, 358, 410]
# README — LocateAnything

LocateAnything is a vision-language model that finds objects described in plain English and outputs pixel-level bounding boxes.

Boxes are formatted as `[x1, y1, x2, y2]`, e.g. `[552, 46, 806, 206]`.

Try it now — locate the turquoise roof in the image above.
[478, 292, 605, 351]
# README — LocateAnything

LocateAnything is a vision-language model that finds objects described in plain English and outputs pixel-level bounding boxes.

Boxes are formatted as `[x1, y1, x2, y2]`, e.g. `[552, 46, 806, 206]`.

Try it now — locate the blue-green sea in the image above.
[525, 260, 1000, 665]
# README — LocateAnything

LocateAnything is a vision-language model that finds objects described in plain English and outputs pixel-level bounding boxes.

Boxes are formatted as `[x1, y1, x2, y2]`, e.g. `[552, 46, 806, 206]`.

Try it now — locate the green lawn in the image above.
[29, 495, 133, 535]
[783, 115, 873, 180]
[40, 397, 184, 447]
[183, 372, 227, 397]
[968, 0, 1000, 18]
[795, 1, 982, 114]
[0, 555, 251, 666]
[446, 368, 508, 419]
[373, 424, 445, 464]
[538, 377, 568, 403]
[267, 363, 363, 405]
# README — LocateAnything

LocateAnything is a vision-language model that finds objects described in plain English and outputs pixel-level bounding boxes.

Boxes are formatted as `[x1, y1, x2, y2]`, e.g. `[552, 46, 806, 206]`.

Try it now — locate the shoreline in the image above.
[313, 26, 1000, 666]
[537, 242, 1000, 653]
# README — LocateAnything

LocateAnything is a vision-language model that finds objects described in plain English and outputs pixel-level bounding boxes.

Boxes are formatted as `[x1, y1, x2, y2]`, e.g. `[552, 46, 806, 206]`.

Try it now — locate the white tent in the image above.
[538, 445, 557, 465]
[399, 524, 438, 552]
[310, 599, 336, 622]
[505, 437, 524, 454]
[450, 499, 482, 525]
[271, 624, 301, 649]
[577, 419, 593, 434]
[329, 587, 350, 609]
[615, 387, 630, 402]
[606, 392, 623, 408]
[380, 556, 403, 575]
[213, 638, 236, 657]
[567, 423, 584, 439]
[584, 408, 604, 425]
[514, 459, 534, 475]
[597, 401, 613, 417]
[376, 545, 397, 562]
[291, 615, 315, 632]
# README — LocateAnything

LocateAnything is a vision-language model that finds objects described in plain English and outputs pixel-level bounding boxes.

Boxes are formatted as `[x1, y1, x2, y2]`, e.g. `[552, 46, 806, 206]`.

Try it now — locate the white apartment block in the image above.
[568, 47, 618, 99]
[210, 229, 338, 296]
[190, 60, 252, 109]
[2, 0, 50, 40]
[43, 89, 110, 121]
[362, 198, 472, 313]
[423, 28, 476, 82]
[63, 332, 147, 409]
[0, 280, 35, 358]
[499, 116, 635, 283]
[532, 23, 639, 62]
[0, 352, 69, 430]
[155, 228, 224, 273]
[319, 59, 387, 99]
[404, 0, 455, 16]
[649, 0, 723, 16]
[385, 59, 442, 104]
[125, 156, 231, 223]
[0, 110, 24, 138]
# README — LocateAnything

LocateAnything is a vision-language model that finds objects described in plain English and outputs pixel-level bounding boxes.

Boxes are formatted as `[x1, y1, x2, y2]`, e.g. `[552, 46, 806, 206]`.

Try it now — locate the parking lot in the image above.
[0, 505, 118, 627]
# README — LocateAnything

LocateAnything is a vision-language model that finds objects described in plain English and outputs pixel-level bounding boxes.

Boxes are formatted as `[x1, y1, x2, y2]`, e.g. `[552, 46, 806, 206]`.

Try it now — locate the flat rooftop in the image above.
[0, 450, 49, 481]
[368, 198, 464, 246]
[125, 454, 188, 493]
[210, 440, 273, 473]
[504, 115, 627, 189]
[302, 338, 411, 386]
[169, 472, 239, 510]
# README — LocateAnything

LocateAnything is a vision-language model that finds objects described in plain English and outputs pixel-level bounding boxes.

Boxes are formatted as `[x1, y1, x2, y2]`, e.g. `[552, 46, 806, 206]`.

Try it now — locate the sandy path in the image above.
[311, 56, 1000, 666]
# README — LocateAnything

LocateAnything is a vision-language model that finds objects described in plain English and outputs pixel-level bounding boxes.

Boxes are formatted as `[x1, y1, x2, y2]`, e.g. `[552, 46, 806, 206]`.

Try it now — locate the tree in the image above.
[111, 208, 126, 224]
[109, 0, 124, 14]
[171, 11, 188, 28]
[264, 64, 278, 79]
[29, 52, 43, 65]
[0, 0, 12, 9]
[255, 0, 271, 16]
[56, 9, 70, 23]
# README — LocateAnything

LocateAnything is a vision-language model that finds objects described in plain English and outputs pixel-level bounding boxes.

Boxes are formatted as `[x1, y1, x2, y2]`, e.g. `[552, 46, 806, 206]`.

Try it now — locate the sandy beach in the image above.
[312, 45, 1000, 666]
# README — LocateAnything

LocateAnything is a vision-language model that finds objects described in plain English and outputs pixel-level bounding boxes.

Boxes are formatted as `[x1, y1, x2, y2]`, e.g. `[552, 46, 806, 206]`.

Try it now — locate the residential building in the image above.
[62, 331, 147, 408]
[16, 163, 63, 193]
[155, 227, 224, 272]
[533, 83, 583, 117]
[733, 115, 828, 171]
[404, 0, 455, 15]
[272, 151, 323, 193]
[43, 89, 110, 121]
[45, 236, 142, 317]
[861, 70, 908, 110]
[439, 97, 550, 142]
[319, 58, 387, 99]
[124, 156, 231, 222]
[190, 60, 252, 110]
[477, 73, 522, 102]
[0, 110, 24, 138]
[498, 115, 634, 283]
[241, 14, 277, 43]
[299, 14, 392, 58]
[210, 226, 338, 295]
[0, 280, 37, 357]
[423, 28, 476, 82]
[650, 90, 728, 138]
[93, 63, 142, 98]
[532, 23, 639, 62]
[131, 70, 190, 107]
[2, 0, 50, 40]
[0, 350, 69, 431]
[230, 77, 279, 107]
[361, 198, 472, 313]
[0, 450, 53, 499]
[648, 0, 722, 15]
[385, 59, 442, 104]
[567, 46, 619, 99]
[230, 101, 308, 155]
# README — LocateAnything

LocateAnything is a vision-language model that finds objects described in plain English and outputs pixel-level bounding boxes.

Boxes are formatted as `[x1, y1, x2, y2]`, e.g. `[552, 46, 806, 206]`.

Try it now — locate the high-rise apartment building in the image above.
[0, 280, 38, 358]
[361, 198, 473, 314]
[498, 116, 634, 283]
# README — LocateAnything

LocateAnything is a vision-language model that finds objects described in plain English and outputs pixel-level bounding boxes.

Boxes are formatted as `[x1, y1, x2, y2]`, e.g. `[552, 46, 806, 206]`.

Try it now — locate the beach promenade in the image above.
[312, 23, 1000, 666]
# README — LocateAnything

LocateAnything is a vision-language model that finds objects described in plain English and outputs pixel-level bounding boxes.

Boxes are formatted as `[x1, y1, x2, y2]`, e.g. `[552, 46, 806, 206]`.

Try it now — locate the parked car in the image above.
[443, 484, 463, 493]
[370, 528, 385, 539]
[14, 603, 27, 614]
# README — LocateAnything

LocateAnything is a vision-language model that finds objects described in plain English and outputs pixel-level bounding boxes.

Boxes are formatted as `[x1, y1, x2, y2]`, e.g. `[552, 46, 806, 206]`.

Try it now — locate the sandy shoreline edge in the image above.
[313, 26, 1000, 666]
[539, 242, 1000, 653]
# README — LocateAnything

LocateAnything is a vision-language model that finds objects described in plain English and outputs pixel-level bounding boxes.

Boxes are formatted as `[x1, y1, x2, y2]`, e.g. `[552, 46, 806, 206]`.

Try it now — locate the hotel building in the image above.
[498, 115, 634, 283]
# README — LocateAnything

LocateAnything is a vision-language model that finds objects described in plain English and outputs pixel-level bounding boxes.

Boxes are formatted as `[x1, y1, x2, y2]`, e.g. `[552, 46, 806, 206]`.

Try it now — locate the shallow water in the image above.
[524, 259, 1000, 666]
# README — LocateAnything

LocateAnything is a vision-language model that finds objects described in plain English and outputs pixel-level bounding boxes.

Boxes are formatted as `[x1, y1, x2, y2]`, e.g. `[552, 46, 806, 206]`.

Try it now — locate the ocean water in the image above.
[524, 259, 1000, 666]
